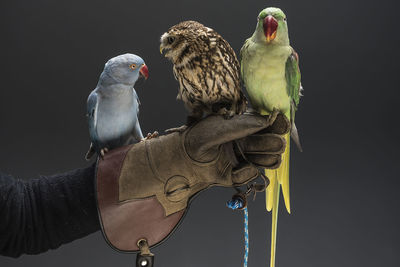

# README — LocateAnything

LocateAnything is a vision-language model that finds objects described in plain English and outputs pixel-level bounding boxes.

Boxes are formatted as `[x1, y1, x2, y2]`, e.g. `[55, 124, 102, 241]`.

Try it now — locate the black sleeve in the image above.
[0, 164, 100, 257]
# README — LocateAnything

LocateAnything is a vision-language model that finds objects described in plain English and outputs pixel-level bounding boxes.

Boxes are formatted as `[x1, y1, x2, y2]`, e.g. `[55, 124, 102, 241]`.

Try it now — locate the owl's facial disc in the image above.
[160, 33, 175, 56]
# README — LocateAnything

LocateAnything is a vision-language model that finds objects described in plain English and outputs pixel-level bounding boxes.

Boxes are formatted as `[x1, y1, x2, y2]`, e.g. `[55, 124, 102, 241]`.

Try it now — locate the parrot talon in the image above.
[265, 109, 280, 125]
[100, 148, 109, 159]
[165, 125, 188, 134]
[244, 107, 259, 115]
[144, 131, 159, 140]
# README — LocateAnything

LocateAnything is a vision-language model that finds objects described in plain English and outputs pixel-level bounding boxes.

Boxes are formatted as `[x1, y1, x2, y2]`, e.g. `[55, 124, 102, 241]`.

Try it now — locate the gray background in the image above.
[0, 0, 399, 266]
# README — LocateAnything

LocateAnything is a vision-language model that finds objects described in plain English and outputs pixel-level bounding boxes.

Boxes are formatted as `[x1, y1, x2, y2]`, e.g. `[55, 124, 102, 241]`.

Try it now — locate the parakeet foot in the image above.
[267, 109, 280, 125]
[142, 131, 159, 140]
[165, 125, 188, 134]
[244, 107, 259, 115]
[100, 148, 109, 159]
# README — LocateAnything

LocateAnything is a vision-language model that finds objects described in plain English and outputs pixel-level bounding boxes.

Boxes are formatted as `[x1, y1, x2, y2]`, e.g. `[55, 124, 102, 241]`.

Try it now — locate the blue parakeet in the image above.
[85, 53, 149, 160]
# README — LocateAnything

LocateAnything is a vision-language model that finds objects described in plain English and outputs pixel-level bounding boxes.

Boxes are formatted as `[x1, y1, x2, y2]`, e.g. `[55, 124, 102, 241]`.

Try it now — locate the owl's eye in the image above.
[167, 36, 175, 44]
[129, 63, 137, 70]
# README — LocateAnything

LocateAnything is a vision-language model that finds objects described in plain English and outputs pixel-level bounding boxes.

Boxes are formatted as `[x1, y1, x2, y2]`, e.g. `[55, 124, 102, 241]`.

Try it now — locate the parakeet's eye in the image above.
[167, 36, 175, 44]
[130, 63, 137, 70]
[284, 18, 287, 22]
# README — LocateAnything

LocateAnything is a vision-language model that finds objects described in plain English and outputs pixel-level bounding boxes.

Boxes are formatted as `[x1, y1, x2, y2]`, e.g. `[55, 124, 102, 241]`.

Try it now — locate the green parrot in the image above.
[240, 7, 302, 267]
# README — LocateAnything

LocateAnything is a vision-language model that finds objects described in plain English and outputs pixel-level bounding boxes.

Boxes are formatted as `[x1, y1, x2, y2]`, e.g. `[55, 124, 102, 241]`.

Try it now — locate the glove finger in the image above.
[187, 114, 276, 151]
[245, 154, 282, 169]
[241, 133, 286, 154]
[231, 164, 259, 185]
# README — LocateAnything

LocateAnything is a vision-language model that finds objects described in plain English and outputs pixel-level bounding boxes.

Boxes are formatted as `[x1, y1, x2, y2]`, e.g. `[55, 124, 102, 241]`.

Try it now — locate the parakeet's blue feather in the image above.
[85, 53, 147, 160]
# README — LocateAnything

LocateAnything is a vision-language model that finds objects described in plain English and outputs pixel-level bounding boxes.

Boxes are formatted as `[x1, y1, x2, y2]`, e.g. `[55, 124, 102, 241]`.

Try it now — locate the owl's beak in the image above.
[159, 44, 170, 56]
[139, 64, 149, 80]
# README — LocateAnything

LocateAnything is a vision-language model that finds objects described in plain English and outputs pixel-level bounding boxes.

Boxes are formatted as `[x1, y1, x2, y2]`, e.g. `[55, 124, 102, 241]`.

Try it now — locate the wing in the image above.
[132, 89, 144, 141]
[285, 48, 303, 151]
[214, 32, 247, 112]
[218, 35, 241, 87]
[239, 38, 251, 80]
[285, 48, 302, 110]
[133, 88, 141, 106]
[87, 90, 99, 144]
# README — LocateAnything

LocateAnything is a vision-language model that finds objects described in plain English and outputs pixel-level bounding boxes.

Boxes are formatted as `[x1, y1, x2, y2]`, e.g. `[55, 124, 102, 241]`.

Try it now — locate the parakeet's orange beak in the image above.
[139, 64, 149, 80]
[263, 15, 278, 42]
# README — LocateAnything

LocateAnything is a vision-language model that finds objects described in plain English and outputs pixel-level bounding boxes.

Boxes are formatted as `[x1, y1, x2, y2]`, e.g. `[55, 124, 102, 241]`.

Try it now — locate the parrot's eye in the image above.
[284, 17, 287, 21]
[167, 36, 175, 44]
[129, 63, 137, 70]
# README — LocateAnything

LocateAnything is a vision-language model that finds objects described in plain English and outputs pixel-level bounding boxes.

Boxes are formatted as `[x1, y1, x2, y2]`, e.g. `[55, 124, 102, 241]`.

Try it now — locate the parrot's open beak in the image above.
[139, 64, 149, 80]
[263, 15, 278, 42]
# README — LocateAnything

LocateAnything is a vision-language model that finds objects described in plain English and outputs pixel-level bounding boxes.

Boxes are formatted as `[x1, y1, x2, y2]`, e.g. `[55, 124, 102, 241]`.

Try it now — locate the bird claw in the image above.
[165, 125, 188, 134]
[244, 107, 260, 115]
[268, 109, 280, 125]
[222, 111, 235, 120]
[143, 131, 159, 141]
[100, 147, 109, 159]
[217, 108, 235, 119]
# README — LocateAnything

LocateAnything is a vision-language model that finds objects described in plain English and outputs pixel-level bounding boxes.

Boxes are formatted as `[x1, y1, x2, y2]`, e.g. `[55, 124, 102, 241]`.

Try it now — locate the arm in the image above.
[0, 164, 100, 258]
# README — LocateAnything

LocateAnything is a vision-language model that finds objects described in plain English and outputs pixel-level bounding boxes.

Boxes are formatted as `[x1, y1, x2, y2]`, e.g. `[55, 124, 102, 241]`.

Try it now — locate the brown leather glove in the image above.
[96, 113, 289, 252]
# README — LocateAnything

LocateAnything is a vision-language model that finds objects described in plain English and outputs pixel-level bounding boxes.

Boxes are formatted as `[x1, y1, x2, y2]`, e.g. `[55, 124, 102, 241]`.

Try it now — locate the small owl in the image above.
[160, 21, 247, 130]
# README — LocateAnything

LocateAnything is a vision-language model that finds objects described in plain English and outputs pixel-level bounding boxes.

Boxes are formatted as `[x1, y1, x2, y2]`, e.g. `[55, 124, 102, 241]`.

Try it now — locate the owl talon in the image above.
[165, 125, 188, 134]
[223, 111, 235, 119]
[217, 108, 235, 119]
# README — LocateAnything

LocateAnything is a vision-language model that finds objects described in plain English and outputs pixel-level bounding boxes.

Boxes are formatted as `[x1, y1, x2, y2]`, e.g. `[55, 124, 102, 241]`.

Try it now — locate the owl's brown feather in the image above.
[160, 21, 247, 124]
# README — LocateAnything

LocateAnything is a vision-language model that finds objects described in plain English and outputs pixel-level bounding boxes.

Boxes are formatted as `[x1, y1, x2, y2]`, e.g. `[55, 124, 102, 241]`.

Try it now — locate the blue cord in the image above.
[227, 198, 244, 210]
[244, 207, 249, 267]
[226, 198, 249, 267]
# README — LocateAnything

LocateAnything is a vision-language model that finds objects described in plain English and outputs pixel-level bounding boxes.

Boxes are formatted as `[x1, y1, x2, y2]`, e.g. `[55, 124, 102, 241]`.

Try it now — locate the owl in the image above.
[160, 21, 247, 131]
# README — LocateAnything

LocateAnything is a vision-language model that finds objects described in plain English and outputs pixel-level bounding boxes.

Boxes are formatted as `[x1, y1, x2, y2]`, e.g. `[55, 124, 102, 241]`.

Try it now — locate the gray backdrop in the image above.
[0, 0, 399, 266]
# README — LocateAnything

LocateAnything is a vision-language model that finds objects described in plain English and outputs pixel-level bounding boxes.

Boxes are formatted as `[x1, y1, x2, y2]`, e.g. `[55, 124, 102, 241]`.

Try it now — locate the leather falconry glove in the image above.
[96, 112, 290, 252]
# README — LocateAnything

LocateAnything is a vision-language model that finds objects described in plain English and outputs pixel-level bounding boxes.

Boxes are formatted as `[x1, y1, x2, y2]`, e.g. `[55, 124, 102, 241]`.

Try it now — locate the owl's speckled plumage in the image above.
[160, 21, 247, 124]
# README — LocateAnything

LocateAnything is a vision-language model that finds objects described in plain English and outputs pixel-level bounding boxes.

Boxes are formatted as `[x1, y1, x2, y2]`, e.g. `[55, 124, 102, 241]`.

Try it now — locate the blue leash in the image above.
[227, 197, 249, 267]
[243, 207, 249, 267]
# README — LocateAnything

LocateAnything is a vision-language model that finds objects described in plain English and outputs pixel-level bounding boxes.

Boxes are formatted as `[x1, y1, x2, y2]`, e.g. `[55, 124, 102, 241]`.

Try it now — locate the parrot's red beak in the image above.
[139, 64, 149, 80]
[263, 15, 278, 42]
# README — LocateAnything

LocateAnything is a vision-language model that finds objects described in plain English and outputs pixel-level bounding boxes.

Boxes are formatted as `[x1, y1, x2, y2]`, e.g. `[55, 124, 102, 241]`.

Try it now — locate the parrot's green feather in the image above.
[240, 7, 302, 267]
[285, 49, 303, 151]
[239, 38, 250, 78]
[285, 49, 301, 108]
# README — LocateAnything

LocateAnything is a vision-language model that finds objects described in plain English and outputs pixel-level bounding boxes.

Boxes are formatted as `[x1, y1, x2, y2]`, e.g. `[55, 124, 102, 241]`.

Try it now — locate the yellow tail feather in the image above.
[265, 133, 291, 267]
[281, 134, 291, 214]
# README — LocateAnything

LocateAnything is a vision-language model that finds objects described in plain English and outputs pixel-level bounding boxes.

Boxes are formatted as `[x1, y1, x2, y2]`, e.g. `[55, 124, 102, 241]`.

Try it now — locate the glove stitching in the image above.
[181, 130, 221, 166]
[144, 141, 165, 184]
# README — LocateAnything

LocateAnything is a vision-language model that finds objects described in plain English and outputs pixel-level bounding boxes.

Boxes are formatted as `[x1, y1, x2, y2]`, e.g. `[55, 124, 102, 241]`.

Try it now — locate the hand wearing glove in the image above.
[96, 112, 290, 252]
